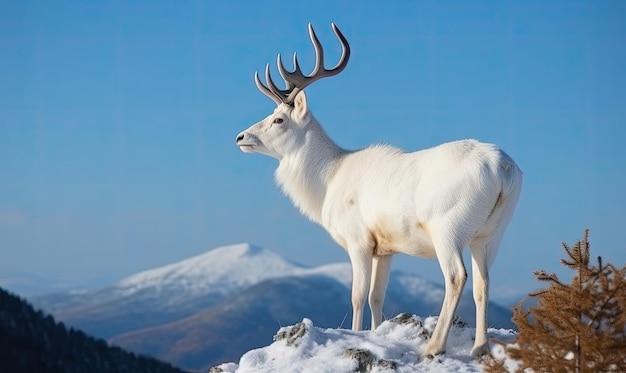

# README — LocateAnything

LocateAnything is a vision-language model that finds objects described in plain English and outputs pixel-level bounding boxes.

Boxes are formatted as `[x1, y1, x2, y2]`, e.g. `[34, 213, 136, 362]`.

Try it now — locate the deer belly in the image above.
[370, 221, 436, 258]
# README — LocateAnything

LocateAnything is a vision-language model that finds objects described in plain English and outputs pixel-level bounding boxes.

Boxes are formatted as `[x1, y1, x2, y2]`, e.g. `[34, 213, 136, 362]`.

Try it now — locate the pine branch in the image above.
[491, 229, 626, 373]
[588, 278, 623, 329]
[533, 270, 568, 288]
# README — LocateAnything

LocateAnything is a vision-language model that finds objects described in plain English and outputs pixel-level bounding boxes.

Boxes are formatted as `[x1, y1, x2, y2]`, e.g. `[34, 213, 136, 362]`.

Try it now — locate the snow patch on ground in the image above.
[212, 314, 517, 373]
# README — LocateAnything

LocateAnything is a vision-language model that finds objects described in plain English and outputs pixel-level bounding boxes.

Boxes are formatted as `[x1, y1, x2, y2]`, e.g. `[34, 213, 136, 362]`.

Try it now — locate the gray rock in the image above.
[274, 321, 307, 347]
[343, 348, 397, 372]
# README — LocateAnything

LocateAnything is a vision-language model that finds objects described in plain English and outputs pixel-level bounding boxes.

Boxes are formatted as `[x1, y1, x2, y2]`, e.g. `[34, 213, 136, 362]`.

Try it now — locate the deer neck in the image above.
[275, 120, 344, 224]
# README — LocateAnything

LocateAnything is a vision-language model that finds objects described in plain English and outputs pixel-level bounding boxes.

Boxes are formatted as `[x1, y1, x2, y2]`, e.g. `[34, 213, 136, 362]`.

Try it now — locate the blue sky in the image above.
[1, 1, 625, 301]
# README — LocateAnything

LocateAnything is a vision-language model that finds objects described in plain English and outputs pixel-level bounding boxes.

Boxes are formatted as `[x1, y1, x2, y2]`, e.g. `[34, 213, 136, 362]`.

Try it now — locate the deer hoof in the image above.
[470, 343, 490, 358]
[421, 344, 445, 360]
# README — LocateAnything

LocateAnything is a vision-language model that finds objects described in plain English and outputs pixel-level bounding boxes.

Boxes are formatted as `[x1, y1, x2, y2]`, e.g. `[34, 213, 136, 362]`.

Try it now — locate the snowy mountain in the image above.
[116, 243, 302, 299]
[35, 243, 302, 310]
[30, 243, 514, 371]
[31, 244, 305, 337]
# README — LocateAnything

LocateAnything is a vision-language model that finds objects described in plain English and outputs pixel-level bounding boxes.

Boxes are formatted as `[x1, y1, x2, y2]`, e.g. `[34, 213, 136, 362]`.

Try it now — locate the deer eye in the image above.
[273, 118, 284, 124]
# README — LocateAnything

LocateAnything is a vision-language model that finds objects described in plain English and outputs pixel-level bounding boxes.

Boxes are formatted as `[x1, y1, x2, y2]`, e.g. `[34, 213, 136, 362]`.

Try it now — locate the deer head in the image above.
[236, 23, 350, 160]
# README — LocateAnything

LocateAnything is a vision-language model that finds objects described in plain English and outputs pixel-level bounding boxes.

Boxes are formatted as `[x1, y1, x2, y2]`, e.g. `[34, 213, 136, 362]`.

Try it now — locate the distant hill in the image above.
[30, 243, 514, 371]
[0, 286, 186, 373]
[32, 244, 302, 338]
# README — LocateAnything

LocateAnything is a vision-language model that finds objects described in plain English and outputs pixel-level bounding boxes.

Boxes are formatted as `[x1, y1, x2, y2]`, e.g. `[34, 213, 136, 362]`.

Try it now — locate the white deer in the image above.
[236, 23, 522, 358]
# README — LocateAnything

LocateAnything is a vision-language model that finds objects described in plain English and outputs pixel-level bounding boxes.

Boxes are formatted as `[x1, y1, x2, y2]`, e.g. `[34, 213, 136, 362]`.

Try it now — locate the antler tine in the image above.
[330, 22, 350, 72]
[308, 23, 325, 77]
[265, 64, 291, 102]
[277, 52, 305, 87]
[292, 52, 303, 75]
[255, 70, 282, 106]
[255, 63, 297, 105]
[255, 24, 350, 106]
[283, 23, 351, 104]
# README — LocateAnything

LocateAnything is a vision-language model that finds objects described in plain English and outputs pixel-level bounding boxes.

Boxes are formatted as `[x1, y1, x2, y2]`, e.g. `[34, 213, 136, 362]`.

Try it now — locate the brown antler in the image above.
[255, 23, 350, 106]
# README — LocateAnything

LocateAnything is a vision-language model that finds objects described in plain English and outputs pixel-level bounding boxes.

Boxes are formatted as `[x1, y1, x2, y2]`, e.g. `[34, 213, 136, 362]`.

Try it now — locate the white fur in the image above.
[236, 91, 522, 358]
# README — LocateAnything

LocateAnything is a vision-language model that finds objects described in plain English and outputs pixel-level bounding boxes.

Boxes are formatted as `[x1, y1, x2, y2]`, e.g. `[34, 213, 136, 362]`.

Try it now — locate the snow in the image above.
[116, 243, 303, 296]
[489, 342, 523, 372]
[213, 314, 518, 373]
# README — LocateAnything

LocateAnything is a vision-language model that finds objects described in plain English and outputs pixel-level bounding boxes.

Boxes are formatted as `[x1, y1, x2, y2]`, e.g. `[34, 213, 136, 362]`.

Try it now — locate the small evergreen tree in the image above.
[485, 230, 626, 372]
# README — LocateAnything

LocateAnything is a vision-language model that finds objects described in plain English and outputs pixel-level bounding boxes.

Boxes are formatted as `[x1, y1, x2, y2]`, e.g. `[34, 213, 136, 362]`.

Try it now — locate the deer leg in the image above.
[349, 250, 373, 331]
[469, 250, 490, 357]
[469, 233, 502, 358]
[423, 247, 467, 358]
[369, 255, 392, 330]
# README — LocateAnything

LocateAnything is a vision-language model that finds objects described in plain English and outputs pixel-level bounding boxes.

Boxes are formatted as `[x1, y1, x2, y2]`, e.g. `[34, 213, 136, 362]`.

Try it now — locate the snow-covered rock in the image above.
[213, 314, 517, 373]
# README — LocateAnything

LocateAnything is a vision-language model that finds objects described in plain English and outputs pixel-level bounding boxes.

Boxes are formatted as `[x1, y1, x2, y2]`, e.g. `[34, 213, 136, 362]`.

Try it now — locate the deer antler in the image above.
[255, 23, 350, 106]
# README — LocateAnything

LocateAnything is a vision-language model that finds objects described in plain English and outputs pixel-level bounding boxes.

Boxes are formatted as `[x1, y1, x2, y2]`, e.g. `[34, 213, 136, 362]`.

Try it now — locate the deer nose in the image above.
[236, 133, 245, 143]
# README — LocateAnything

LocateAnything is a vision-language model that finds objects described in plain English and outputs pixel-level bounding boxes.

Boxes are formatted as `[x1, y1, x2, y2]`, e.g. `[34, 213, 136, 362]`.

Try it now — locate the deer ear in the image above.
[292, 91, 309, 121]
